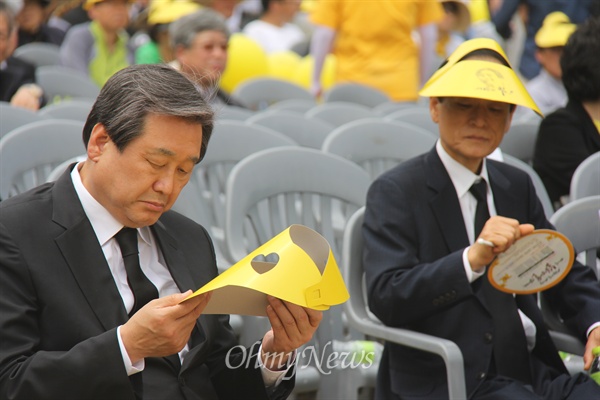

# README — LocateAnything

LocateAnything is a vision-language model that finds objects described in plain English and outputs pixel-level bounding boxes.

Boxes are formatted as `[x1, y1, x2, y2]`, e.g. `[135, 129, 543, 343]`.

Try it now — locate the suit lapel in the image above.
[425, 149, 470, 253]
[151, 222, 196, 293]
[487, 160, 518, 218]
[52, 167, 128, 330]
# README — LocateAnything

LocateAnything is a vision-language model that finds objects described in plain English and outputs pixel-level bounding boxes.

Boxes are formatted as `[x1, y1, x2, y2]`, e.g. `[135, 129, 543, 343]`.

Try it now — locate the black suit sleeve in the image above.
[0, 220, 136, 400]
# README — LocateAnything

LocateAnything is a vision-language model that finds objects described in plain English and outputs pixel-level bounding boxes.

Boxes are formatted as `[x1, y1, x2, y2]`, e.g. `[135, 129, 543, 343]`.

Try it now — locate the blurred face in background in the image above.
[16, 0, 46, 34]
[535, 46, 563, 80]
[276, 0, 301, 23]
[176, 29, 228, 88]
[88, 0, 130, 33]
[0, 11, 16, 62]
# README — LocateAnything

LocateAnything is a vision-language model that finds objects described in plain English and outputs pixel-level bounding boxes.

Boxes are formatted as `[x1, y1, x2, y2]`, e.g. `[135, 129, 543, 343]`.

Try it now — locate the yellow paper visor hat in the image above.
[420, 59, 542, 117]
[535, 12, 576, 48]
[184, 225, 349, 316]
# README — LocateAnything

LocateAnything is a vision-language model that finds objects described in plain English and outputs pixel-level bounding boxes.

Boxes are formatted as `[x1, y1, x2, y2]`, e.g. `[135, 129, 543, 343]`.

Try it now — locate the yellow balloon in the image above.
[267, 51, 301, 81]
[292, 54, 336, 91]
[220, 34, 270, 94]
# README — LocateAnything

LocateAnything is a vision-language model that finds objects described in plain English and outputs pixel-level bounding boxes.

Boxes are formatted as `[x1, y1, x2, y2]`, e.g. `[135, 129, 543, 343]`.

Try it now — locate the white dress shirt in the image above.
[435, 141, 538, 351]
[70, 163, 289, 386]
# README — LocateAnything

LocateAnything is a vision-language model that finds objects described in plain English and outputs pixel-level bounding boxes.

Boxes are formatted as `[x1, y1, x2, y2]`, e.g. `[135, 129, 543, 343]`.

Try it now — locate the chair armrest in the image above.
[344, 302, 466, 400]
[549, 330, 585, 356]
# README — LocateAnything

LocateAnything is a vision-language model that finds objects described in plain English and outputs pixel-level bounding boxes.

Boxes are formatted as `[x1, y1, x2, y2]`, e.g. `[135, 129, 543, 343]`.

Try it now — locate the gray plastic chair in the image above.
[499, 120, 540, 165]
[45, 154, 87, 182]
[323, 83, 390, 108]
[322, 119, 436, 180]
[540, 195, 600, 358]
[373, 101, 422, 116]
[171, 120, 297, 270]
[246, 110, 335, 149]
[36, 65, 100, 103]
[224, 147, 372, 398]
[305, 101, 378, 128]
[232, 77, 313, 111]
[213, 105, 254, 121]
[570, 152, 600, 201]
[342, 207, 467, 399]
[265, 98, 316, 114]
[0, 119, 85, 199]
[13, 42, 61, 67]
[0, 102, 48, 139]
[384, 106, 439, 136]
[503, 154, 555, 220]
[38, 99, 94, 122]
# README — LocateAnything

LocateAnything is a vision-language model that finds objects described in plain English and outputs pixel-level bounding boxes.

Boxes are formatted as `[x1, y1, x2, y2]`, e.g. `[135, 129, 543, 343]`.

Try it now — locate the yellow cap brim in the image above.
[535, 24, 576, 48]
[419, 59, 542, 117]
[147, 2, 201, 25]
[423, 38, 512, 93]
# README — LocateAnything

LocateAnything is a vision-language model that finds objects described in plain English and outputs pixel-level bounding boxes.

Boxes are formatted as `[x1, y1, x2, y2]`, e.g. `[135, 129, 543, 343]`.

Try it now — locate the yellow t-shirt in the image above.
[310, 0, 443, 101]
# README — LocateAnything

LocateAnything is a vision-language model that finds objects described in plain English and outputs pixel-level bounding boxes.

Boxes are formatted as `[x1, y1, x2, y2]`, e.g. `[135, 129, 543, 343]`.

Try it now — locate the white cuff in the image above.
[257, 343, 296, 387]
[463, 247, 485, 283]
[117, 325, 144, 376]
[587, 322, 600, 338]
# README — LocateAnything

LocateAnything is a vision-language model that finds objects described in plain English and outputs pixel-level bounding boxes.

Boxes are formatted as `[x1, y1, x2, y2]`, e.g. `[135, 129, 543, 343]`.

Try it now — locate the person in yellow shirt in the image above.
[309, 0, 443, 102]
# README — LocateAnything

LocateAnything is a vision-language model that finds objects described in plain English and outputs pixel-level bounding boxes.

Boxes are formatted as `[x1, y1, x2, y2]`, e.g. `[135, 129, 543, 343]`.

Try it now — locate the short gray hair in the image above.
[82, 64, 214, 161]
[169, 8, 230, 49]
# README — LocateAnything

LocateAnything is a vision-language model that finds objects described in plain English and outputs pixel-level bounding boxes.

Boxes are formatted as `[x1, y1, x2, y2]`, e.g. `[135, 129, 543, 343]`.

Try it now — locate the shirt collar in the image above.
[71, 162, 152, 246]
[436, 140, 490, 198]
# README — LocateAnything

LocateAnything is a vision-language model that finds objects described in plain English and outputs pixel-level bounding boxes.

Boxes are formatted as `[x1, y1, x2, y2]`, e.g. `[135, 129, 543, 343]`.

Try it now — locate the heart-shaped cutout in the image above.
[251, 253, 279, 274]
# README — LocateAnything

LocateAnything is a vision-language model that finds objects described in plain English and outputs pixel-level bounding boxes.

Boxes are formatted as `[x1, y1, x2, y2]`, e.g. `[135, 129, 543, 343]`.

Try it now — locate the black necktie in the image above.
[469, 179, 532, 384]
[115, 228, 158, 317]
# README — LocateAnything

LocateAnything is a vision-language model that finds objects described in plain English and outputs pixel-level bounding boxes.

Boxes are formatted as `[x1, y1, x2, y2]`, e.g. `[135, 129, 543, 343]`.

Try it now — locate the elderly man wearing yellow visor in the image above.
[363, 38, 600, 400]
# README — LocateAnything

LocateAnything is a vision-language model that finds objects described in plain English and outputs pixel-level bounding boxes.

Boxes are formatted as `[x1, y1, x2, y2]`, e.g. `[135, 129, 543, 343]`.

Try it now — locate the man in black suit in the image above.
[0, 64, 322, 399]
[0, 1, 44, 110]
[363, 38, 600, 399]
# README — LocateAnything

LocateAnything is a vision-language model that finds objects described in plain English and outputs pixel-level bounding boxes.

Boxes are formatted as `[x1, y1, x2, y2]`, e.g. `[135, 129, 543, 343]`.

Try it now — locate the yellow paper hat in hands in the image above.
[420, 38, 542, 117]
[185, 225, 349, 316]
[535, 12, 576, 48]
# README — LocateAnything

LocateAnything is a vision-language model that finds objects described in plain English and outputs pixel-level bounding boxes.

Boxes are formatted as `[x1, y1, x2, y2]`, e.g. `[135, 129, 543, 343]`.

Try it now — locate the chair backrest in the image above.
[171, 120, 297, 268]
[224, 147, 372, 397]
[550, 195, 600, 275]
[45, 154, 87, 182]
[265, 98, 316, 114]
[322, 119, 436, 180]
[38, 98, 95, 122]
[0, 102, 48, 139]
[373, 101, 422, 116]
[305, 101, 378, 128]
[502, 154, 555, 220]
[232, 77, 313, 111]
[384, 106, 439, 136]
[323, 83, 390, 108]
[35, 65, 100, 103]
[246, 110, 335, 149]
[225, 146, 370, 264]
[499, 120, 540, 165]
[540, 195, 600, 356]
[570, 152, 600, 201]
[13, 42, 61, 67]
[213, 105, 255, 121]
[0, 119, 85, 199]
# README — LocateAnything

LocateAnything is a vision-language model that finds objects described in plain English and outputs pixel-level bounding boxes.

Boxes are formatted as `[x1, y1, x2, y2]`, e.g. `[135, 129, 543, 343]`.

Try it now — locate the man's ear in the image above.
[429, 97, 440, 124]
[87, 123, 110, 161]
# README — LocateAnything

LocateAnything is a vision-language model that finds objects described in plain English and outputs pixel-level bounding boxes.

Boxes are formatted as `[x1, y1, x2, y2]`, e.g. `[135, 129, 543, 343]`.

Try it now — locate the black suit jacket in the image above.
[363, 148, 600, 399]
[0, 167, 293, 399]
[0, 56, 36, 103]
[533, 100, 600, 204]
